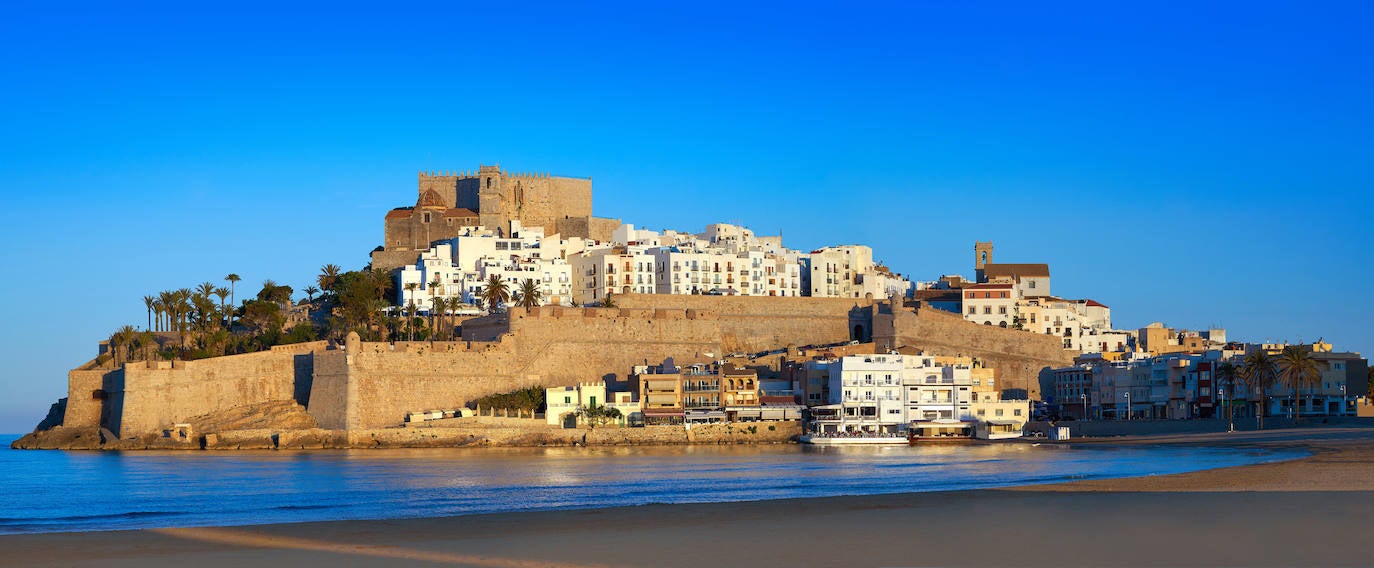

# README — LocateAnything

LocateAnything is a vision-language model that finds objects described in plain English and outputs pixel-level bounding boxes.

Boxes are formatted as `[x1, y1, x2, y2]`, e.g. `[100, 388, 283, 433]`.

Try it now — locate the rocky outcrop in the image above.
[10, 426, 104, 450]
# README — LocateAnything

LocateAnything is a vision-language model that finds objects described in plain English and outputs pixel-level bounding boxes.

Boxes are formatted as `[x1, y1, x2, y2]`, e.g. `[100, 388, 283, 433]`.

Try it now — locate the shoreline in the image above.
[3, 429, 1373, 566]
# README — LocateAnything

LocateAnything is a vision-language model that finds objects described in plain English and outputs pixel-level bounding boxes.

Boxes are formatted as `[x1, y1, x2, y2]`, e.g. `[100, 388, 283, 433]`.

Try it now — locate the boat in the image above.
[799, 433, 909, 446]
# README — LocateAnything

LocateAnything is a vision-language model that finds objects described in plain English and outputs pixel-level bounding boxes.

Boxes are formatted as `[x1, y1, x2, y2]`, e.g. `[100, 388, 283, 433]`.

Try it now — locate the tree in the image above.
[515, 278, 543, 310]
[481, 275, 510, 313]
[142, 295, 156, 331]
[136, 330, 157, 361]
[600, 293, 617, 309]
[1278, 344, 1322, 424]
[213, 287, 230, 328]
[158, 290, 176, 332]
[109, 325, 137, 367]
[403, 282, 419, 341]
[225, 274, 241, 323]
[429, 276, 443, 338]
[319, 264, 341, 293]
[304, 285, 319, 303]
[579, 403, 622, 429]
[1241, 349, 1278, 429]
[1216, 361, 1238, 427]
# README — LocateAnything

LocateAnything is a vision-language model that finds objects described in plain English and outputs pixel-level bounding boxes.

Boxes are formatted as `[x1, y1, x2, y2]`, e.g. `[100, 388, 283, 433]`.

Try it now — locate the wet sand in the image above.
[6, 428, 1374, 567]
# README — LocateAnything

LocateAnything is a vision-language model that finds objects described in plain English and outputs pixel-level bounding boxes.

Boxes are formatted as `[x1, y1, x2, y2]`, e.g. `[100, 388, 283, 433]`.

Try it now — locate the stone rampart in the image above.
[881, 306, 1075, 397]
[62, 365, 109, 429]
[341, 308, 723, 429]
[110, 348, 317, 437]
[611, 294, 873, 353]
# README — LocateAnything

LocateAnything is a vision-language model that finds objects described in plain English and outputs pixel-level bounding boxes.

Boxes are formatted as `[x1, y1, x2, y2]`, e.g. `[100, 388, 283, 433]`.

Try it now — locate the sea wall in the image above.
[107, 342, 324, 438]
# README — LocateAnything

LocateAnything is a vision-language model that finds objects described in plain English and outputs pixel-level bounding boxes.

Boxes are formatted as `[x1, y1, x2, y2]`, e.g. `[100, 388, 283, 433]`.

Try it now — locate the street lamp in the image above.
[1340, 383, 1346, 417]
[1221, 387, 1234, 433]
[1081, 393, 1087, 421]
[1124, 392, 1131, 422]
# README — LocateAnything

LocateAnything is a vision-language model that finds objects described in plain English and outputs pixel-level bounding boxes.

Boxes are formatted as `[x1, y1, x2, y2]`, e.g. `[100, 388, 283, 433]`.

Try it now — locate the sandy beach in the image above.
[6, 427, 1374, 568]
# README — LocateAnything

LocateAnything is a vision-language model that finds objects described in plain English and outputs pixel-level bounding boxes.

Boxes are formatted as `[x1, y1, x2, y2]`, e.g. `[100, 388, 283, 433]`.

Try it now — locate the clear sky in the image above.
[1, 1, 1371, 432]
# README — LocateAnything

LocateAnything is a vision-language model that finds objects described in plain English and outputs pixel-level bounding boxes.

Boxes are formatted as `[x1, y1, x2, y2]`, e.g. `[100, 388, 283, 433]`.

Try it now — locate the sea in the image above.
[0, 434, 1303, 535]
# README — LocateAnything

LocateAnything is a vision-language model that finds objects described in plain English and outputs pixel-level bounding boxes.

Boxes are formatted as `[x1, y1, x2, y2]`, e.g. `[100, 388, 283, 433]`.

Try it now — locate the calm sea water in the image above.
[0, 434, 1303, 535]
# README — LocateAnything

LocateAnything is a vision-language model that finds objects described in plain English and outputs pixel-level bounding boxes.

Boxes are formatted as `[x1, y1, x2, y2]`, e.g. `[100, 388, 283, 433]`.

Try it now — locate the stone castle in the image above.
[47, 295, 1070, 441]
[372, 165, 622, 270]
[21, 164, 1082, 447]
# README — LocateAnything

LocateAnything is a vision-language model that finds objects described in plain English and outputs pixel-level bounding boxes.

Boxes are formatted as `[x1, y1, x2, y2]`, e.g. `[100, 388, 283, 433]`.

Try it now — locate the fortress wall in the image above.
[307, 350, 353, 430]
[612, 294, 873, 353]
[342, 309, 721, 429]
[114, 349, 311, 437]
[542, 176, 593, 222]
[588, 217, 621, 243]
[62, 368, 108, 429]
[885, 307, 1075, 398]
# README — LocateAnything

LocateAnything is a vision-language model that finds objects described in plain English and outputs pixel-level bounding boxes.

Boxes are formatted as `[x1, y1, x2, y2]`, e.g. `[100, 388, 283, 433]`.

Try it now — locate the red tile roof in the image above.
[982, 263, 1050, 278]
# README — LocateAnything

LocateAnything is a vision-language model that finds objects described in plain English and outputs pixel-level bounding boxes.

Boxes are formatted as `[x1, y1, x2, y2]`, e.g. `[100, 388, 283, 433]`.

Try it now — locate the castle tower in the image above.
[975, 241, 993, 282]
[478, 164, 506, 233]
[975, 241, 993, 270]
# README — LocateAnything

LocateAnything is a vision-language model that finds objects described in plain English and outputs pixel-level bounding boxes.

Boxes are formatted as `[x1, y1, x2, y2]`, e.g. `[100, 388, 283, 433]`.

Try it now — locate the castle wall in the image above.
[340, 307, 722, 429]
[882, 306, 1075, 398]
[307, 350, 353, 430]
[110, 344, 324, 437]
[588, 216, 621, 243]
[63, 367, 108, 429]
[611, 294, 873, 353]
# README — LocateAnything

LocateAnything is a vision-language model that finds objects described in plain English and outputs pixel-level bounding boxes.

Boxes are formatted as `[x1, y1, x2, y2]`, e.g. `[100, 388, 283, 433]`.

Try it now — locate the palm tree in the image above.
[515, 279, 543, 310]
[319, 264, 341, 293]
[601, 293, 617, 309]
[403, 283, 419, 341]
[214, 287, 230, 329]
[142, 295, 156, 330]
[136, 330, 157, 361]
[1241, 349, 1278, 429]
[405, 300, 419, 342]
[1215, 361, 1238, 428]
[429, 276, 443, 336]
[158, 290, 176, 332]
[431, 296, 448, 341]
[174, 288, 193, 352]
[481, 275, 510, 312]
[1278, 344, 1322, 424]
[112, 325, 138, 366]
[304, 285, 319, 303]
[225, 273, 241, 315]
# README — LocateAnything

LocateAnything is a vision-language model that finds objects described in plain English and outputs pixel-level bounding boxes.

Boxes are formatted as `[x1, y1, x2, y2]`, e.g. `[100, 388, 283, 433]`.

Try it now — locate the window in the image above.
[1029, 281, 1036, 289]
[423, 212, 431, 223]
[998, 306, 1007, 314]
[1014, 409, 1022, 416]
[983, 306, 992, 314]
[564, 396, 571, 404]
[995, 409, 1005, 417]
[968, 306, 976, 314]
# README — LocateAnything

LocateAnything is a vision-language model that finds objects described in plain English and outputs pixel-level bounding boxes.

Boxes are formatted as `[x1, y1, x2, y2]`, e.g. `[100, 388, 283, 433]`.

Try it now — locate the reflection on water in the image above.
[0, 436, 1303, 534]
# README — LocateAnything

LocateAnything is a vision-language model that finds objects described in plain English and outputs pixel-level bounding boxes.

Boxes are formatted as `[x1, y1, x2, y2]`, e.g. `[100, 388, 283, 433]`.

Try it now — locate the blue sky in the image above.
[1, 1, 1371, 432]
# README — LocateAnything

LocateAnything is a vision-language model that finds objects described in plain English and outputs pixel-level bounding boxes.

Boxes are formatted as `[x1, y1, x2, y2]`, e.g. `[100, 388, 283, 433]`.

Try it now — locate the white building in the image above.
[821, 353, 907, 434]
[570, 247, 657, 305]
[962, 282, 1016, 328]
[546, 382, 640, 428]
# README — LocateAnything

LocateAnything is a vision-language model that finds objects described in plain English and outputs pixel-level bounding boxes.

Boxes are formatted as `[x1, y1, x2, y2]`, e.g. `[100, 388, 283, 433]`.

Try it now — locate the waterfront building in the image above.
[546, 382, 640, 428]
